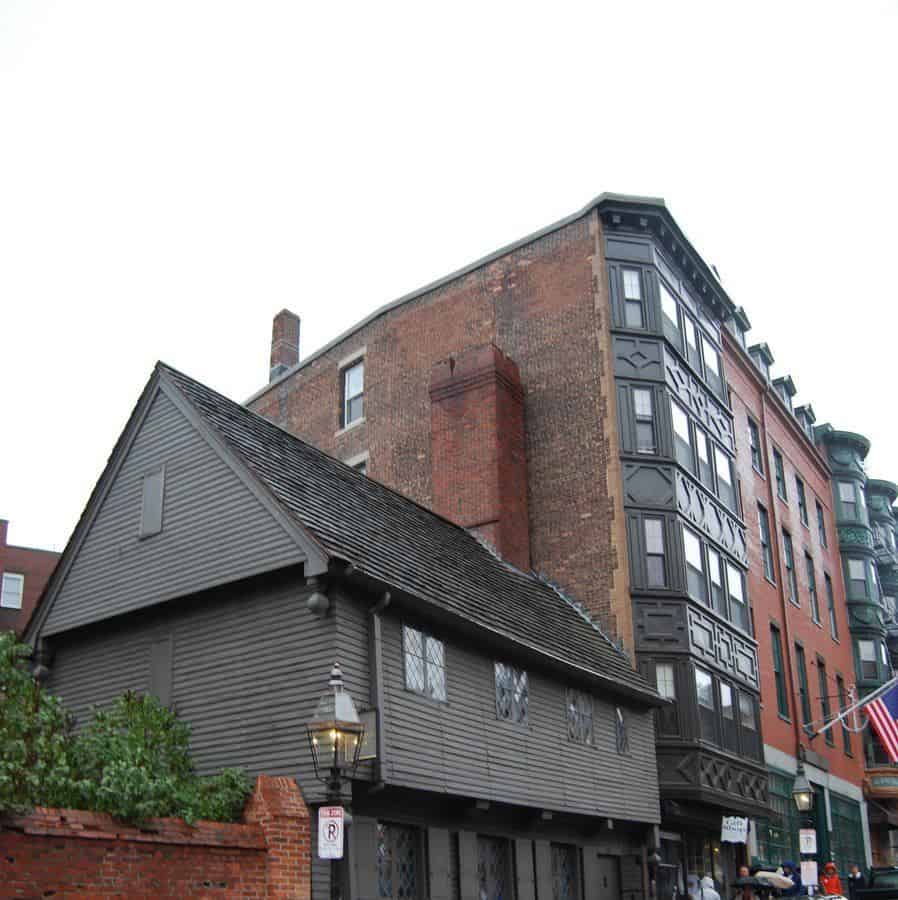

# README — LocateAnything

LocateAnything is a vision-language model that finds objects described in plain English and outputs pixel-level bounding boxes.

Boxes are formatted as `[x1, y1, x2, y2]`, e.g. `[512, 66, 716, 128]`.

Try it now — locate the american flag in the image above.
[864, 681, 898, 763]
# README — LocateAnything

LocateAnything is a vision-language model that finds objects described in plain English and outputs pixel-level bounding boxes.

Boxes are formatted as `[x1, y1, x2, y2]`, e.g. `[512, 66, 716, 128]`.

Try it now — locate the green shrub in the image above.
[0, 633, 252, 824]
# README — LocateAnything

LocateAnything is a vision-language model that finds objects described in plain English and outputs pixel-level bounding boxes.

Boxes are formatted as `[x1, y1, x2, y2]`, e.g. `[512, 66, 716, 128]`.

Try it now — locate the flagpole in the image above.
[812, 672, 898, 738]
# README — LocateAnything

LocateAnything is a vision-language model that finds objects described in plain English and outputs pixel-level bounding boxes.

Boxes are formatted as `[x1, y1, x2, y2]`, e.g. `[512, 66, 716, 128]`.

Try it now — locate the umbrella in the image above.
[733, 877, 765, 888]
[755, 871, 795, 889]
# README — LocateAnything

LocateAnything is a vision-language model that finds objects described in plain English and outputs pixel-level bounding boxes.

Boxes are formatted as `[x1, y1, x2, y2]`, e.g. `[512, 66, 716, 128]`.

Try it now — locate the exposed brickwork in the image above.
[250, 213, 628, 639]
[430, 343, 530, 570]
[725, 331, 864, 789]
[270, 309, 301, 382]
[0, 518, 59, 636]
[0, 775, 311, 899]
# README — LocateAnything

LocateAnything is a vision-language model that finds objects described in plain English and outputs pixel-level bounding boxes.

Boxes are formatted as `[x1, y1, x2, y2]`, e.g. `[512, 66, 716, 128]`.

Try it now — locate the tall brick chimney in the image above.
[429, 344, 531, 571]
[270, 309, 301, 382]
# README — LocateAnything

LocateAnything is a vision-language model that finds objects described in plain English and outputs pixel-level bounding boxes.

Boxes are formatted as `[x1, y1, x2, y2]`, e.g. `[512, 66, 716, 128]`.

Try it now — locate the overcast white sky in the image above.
[1, 1, 896, 551]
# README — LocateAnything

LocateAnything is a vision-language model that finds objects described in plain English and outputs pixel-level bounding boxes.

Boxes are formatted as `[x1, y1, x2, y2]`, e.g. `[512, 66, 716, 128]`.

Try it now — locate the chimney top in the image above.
[270, 310, 301, 383]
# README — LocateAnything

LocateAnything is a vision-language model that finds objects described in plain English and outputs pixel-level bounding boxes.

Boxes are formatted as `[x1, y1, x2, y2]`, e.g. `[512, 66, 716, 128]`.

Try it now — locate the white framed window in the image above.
[0, 572, 24, 610]
[633, 388, 655, 453]
[656, 662, 676, 700]
[403, 625, 447, 701]
[659, 282, 679, 329]
[859, 640, 877, 680]
[696, 668, 714, 709]
[644, 518, 666, 587]
[839, 481, 857, 519]
[701, 335, 721, 380]
[622, 269, 644, 328]
[342, 359, 365, 427]
[684, 527, 706, 604]
[714, 446, 735, 509]
[720, 682, 734, 720]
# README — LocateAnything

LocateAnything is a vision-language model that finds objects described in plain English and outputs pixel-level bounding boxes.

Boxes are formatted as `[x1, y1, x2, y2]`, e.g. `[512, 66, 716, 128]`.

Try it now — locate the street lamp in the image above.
[792, 763, 814, 813]
[306, 662, 366, 900]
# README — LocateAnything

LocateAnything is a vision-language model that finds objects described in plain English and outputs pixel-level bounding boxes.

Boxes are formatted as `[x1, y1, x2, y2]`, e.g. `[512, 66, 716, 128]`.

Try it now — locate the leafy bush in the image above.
[0, 633, 252, 823]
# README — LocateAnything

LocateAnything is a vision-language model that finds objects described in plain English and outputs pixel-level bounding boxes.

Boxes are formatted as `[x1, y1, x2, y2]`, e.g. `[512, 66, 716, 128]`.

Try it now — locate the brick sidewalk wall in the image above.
[0, 774, 310, 898]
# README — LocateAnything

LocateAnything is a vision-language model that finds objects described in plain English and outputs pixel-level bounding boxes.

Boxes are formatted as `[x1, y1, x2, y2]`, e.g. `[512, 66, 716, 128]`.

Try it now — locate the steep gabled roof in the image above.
[160, 363, 658, 704]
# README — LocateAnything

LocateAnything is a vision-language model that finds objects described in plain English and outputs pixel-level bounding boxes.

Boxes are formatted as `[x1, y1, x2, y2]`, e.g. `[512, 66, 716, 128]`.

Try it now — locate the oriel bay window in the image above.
[846, 558, 870, 600]
[739, 691, 760, 757]
[695, 667, 717, 742]
[659, 279, 681, 345]
[622, 268, 645, 328]
[696, 427, 715, 491]
[684, 527, 707, 603]
[700, 334, 723, 395]
[708, 547, 726, 616]
[684, 315, 701, 370]
[726, 561, 749, 633]
[655, 661, 678, 735]
[858, 640, 878, 681]
[644, 518, 667, 587]
[838, 481, 858, 520]
[720, 682, 738, 752]
[713, 445, 736, 511]
[671, 400, 694, 470]
[633, 387, 656, 453]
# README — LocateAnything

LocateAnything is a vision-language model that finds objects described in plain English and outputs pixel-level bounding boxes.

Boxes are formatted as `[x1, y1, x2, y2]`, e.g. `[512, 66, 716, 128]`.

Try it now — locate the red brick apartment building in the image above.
[725, 332, 867, 869]
[0, 519, 59, 636]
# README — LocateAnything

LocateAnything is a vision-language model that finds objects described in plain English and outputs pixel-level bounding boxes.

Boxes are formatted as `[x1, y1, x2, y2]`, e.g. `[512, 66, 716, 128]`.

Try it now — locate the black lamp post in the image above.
[792, 763, 814, 814]
[307, 662, 366, 900]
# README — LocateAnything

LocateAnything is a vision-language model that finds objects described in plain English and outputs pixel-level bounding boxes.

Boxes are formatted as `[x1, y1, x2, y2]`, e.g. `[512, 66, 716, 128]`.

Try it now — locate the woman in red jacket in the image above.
[820, 861, 844, 896]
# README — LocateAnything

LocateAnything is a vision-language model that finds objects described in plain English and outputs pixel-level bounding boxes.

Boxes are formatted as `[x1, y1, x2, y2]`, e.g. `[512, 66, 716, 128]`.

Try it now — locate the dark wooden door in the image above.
[583, 851, 622, 900]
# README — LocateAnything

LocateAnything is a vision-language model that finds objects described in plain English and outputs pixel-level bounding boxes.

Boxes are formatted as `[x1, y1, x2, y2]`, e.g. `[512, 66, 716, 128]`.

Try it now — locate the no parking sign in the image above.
[318, 806, 345, 859]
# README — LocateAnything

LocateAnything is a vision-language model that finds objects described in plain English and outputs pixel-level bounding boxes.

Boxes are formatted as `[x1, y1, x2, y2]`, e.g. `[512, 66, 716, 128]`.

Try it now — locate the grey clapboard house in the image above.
[26, 363, 663, 900]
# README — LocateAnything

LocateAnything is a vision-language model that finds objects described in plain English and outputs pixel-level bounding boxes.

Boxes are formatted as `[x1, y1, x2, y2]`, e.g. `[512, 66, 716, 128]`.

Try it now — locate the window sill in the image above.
[788, 599, 802, 609]
[752, 466, 765, 479]
[764, 575, 777, 587]
[778, 714, 792, 724]
[404, 687, 449, 707]
[777, 493, 789, 505]
[812, 618, 823, 629]
[800, 519, 810, 530]
[335, 416, 366, 437]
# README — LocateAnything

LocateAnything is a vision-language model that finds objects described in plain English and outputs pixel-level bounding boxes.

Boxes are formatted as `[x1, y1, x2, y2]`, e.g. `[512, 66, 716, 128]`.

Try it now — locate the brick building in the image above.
[724, 332, 868, 870]
[247, 194, 771, 892]
[0, 519, 59, 636]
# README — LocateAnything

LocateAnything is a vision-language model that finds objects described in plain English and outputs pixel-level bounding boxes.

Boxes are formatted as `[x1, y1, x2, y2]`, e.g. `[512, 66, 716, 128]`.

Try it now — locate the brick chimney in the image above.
[270, 310, 301, 382]
[429, 344, 530, 571]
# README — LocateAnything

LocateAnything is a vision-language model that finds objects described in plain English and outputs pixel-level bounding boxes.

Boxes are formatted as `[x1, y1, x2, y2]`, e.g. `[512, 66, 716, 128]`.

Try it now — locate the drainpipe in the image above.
[368, 591, 391, 790]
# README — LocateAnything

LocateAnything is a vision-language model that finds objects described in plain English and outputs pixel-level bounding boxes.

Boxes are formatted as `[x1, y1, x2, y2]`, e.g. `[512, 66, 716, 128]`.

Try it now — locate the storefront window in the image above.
[829, 792, 866, 877]
[754, 771, 800, 868]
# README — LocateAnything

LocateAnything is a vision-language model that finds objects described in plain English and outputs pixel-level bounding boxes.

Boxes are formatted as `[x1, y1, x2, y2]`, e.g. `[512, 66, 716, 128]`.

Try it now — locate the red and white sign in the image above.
[318, 806, 345, 859]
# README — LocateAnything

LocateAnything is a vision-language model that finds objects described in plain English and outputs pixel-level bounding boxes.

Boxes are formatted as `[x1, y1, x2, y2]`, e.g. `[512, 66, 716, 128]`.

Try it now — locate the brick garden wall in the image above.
[0, 775, 310, 899]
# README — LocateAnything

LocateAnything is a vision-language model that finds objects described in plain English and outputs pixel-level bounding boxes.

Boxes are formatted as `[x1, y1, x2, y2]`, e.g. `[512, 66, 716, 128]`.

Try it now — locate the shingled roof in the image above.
[161, 363, 658, 704]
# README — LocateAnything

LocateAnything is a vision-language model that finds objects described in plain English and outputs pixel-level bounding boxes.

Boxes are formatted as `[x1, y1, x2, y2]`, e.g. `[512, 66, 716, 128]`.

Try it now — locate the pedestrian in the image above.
[699, 875, 721, 900]
[819, 861, 843, 896]
[846, 863, 866, 898]
[781, 861, 800, 897]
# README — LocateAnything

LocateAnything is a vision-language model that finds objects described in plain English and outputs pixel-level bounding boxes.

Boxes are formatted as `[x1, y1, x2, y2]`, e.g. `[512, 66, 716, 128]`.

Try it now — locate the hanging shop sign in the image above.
[720, 816, 749, 843]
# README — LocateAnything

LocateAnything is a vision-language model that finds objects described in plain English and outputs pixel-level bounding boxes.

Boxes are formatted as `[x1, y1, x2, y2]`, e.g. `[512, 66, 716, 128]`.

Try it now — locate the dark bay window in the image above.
[708, 547, 726, 616]
[795, 644, 812, 727]
[846, 558, 869, 599]
[818, 658, 834, 747]
[726, 561, 749, 633]
[494, 662, 528, 724]
[684, 315, 701, 370]
[838, 481, 858, 520]
[342, 359, 365, 427]
[633, 388, 656, 454]
[759, 505, 775, 581]
[720, 682, 738, 752]
[858, 640, 877, 681]
[771, 625, 789, 717]
[659, 280, 681, 345]
[773, 449, 787, 500]
[655, 661, 678, 735]
[696, 428, 714, 491]
[700, 334, 722, 393]
[817, 500, 828, 547]
[684, 527, 707, 604]
[796, 477, 808, 525]
[837, 674, 852, 754]
[695, 667, 716, 742]
[622, 268, 645, 328]
[671, 400, 694, 471]
[644, 518, 666, 587]
[783, 530, 798, 604]
[714, 445, 736, 510]
[566, 689, 593, 745]
[403, 626, 447, 701]
[739, 691, 760, 757]
[806, 554, 820, 623]
[377, 822, 423, 899]
[825, 573, 838, 639]
[748, 417, 763, 473]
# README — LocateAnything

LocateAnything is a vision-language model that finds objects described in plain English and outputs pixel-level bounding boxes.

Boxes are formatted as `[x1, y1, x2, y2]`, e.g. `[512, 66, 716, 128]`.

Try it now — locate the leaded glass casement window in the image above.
[806, 554, 820, 623]
[816, 500, 828, 547]
[377, 822, 422, 899]
[748, 417, 763, 473]
[796, 477, 809, 525]
[477, 835, 512, 900]
[633, 388, 656, 454]
[644, 518, 666, 587]
[683, 527, 707, 605]
[773, 448, 787, 500]
[758, 505, 775, 581]
[782, 530, 798, 604]
[622, 268, 645, 328]
[839, 481, 857, 520]
[551, 843, 580, 900]
[825, 573, 838, 639]
[495, 662, 528, 724]
[342, 359, 365, 427]
[566, 689, 593, 744]
[771, 625, 789, 718]
[615, 706, 629, 754]
[403, 626, 447, 701]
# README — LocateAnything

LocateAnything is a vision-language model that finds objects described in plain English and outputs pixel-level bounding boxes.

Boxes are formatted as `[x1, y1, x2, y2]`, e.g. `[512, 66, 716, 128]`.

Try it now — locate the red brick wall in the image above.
[0, 775, 311, 899]
[725, 332, 863, 788]
[0, 520, 59, 636]
[250, 214, 630, 639]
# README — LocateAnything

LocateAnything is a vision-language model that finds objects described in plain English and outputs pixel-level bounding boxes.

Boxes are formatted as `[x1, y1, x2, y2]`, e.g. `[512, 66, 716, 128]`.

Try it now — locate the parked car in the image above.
[855, 867, 898, 900]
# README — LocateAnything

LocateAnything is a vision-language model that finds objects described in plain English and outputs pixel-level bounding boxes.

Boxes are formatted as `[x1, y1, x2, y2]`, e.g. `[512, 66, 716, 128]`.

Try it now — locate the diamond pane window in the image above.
[551, 843, 580, 900]
[566, 689, 593, 744]
[377, 822, 421, 899]
[403, 626, 446, 701]
[477, 835, 511, 900]
[495, 662, 528, 724]
[615, 706, 629, 754]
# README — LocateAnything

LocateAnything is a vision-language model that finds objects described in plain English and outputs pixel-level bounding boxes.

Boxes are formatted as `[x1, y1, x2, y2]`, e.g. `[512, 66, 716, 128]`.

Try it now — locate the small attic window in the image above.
[139, 467, 165, 538]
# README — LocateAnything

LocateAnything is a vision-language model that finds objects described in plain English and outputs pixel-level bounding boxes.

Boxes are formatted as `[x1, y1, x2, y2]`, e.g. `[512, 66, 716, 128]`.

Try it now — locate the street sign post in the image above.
[318, 806, 345, 860]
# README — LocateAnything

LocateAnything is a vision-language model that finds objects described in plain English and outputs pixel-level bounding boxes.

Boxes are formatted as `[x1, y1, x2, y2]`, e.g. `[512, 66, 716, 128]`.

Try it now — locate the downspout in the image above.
[368, 591, 391, 791]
